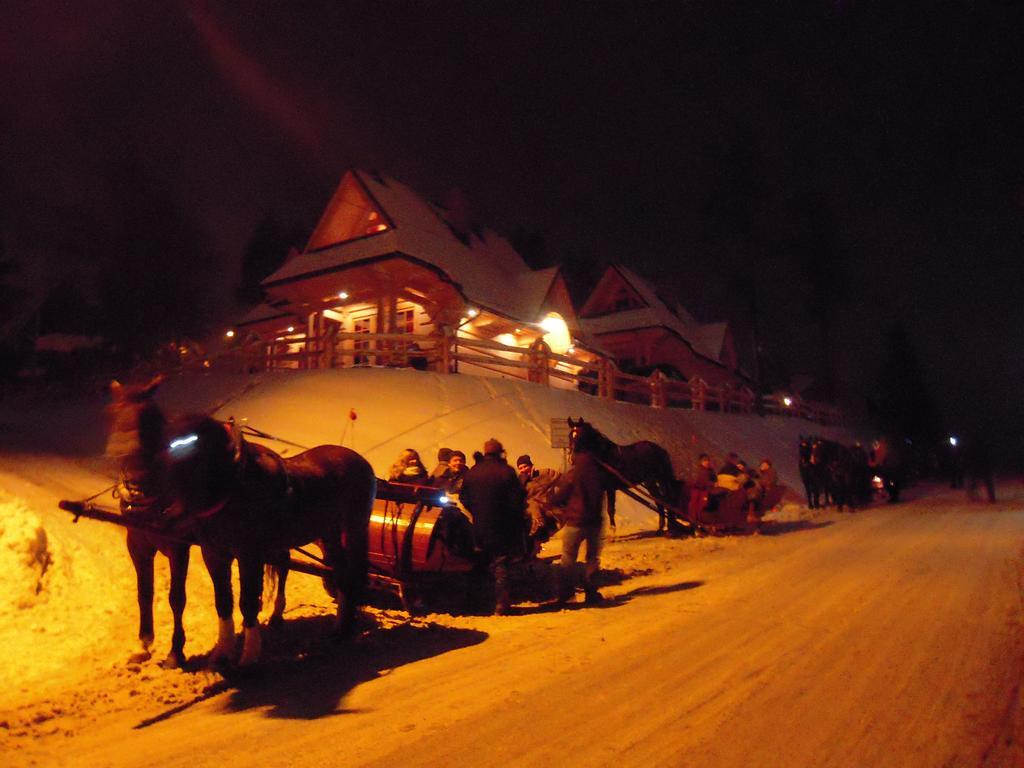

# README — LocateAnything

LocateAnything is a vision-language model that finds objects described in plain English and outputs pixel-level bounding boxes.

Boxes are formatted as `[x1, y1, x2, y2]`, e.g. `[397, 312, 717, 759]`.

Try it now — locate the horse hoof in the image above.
[128, 649, 152, 664]
[267, 614, 285, 630]
[160, 651, 185, 670]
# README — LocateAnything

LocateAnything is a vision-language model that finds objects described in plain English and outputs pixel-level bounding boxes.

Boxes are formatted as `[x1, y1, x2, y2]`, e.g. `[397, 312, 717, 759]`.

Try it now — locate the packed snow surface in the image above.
[0, 369, 1021, 767]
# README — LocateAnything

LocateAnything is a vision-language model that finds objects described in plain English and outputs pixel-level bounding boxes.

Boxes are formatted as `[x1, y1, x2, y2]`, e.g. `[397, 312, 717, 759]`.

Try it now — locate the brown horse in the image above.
[566, 417, 682, 534]
[105, 376, 191, 668]
[164, 414, 377, 666]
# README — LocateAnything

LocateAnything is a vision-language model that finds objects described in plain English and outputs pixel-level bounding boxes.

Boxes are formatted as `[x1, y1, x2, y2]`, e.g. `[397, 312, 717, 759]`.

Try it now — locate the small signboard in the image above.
[549, 417, 571, 449]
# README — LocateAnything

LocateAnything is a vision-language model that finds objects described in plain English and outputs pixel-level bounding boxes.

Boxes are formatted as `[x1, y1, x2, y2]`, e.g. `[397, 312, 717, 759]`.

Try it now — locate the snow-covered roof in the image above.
[579, 265, 729, 366]
[236, 303, 297, 327]
[262, 170, 557, 324]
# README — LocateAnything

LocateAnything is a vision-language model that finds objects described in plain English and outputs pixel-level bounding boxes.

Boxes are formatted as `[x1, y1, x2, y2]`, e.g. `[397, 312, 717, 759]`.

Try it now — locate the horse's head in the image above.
[798, 436, 813, 465]
[567, 417, 593, 455]
[105, 375, 166, 461]
[811, 438, 835, 466]
[165, 415, 238, 519]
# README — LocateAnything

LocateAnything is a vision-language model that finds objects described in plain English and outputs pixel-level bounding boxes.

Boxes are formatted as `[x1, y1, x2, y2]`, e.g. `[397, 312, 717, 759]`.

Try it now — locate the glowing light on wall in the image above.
[338, 291, 349, 300]
[225, 330, 235, 338]
[783, 396, 793, 407]
[539, 312, 571, 354]
[467, 308, 479, 318]
[496, 333, 518, 347]
[287, 326, 295, 333]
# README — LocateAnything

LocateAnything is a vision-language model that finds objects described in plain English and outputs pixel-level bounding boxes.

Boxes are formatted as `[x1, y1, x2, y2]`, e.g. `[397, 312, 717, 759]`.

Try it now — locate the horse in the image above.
[797, 435, 828, 510]
[105, 375, 192, 668]
[566, 417, 682, 534]
[811, 438, 858, 512]
[164, 414, 377, 666]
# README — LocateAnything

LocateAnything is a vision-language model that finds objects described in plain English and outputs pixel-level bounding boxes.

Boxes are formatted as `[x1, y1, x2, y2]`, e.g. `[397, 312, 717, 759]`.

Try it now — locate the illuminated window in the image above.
[612, 287, 643, 312]
[396, 308, 415, 334]
[307, 174, 390, 250]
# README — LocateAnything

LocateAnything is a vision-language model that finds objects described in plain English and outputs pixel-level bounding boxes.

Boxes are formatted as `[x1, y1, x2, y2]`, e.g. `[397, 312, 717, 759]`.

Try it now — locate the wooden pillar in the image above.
[439, 325, 453, 374]
[650, 369, 666, 408]
[530, 339, 551, 386]
[599, 357, 617, 400]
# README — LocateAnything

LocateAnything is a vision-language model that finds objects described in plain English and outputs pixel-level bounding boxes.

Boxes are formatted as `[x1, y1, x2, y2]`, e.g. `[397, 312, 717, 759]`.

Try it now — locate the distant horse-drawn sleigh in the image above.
[565, 418, 786, 537]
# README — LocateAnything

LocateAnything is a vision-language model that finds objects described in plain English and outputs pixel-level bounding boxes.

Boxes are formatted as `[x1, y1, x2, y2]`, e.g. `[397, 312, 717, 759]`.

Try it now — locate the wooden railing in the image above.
[195, 331, 845, 425]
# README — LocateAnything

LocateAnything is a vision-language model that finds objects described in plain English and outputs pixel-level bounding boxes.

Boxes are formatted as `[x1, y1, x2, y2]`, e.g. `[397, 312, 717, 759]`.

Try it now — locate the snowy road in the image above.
[9, 487, 1020, 768]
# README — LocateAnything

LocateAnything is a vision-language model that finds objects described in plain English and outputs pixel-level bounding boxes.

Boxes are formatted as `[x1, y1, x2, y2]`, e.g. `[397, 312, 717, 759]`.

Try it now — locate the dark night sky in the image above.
[3, 1, 1023, 439]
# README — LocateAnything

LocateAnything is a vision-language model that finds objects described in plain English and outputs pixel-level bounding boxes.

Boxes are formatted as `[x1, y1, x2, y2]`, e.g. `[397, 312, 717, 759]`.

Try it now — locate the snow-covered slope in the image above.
[152, 368, 859, 529]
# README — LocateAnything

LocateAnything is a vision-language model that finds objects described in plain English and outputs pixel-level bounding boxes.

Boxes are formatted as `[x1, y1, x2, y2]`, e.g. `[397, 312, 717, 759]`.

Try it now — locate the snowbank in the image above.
[153, 368, 862, 530]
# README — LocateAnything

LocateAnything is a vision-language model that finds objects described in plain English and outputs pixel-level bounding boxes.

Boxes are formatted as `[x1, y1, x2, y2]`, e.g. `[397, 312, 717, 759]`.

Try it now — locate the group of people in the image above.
[687, 452, 780, 532]
[384, 440, 602, 615]
[387, 446, 469, 493]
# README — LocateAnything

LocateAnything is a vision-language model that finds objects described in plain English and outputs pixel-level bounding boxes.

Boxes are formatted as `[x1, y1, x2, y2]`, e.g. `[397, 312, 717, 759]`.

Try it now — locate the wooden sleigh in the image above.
[691, 484, 787, 534]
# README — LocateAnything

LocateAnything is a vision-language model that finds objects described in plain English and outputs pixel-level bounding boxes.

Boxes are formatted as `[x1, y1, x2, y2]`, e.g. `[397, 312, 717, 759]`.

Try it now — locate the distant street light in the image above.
[949, 436, 958, 447]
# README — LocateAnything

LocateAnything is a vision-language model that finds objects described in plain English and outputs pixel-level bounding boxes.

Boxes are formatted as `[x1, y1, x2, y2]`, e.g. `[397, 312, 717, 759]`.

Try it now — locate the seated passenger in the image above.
[516, 454, 562, 541]
[757, 459, 778, 493]
[429, 447, 454, 486]
[387, 448, 429, 485]
[715, 452, 746, 492]
[443, 450, 468, 494]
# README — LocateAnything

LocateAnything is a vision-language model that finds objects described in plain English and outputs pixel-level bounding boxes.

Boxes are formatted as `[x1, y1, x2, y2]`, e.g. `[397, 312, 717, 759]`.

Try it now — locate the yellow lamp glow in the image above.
[539, 312, 571, 354]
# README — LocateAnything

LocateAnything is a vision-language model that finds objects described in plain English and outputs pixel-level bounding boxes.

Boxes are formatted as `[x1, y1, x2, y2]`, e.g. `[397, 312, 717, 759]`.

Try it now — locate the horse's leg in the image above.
[127, 532, 156, 663]
[162, 543, 191, 669]
[266, 562, 288, 628]
[202, 546, 236, 664]
[329, 525, 368, 639]
[237, 554, 264, 667]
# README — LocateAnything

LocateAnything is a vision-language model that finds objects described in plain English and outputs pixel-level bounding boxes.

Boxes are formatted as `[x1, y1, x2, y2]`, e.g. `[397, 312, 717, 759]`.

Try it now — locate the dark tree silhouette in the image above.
[235, 214, 302, 307]
[870, 318, 940, 443]
[97, 158, 214, 357]
[785, 191, 851, 400]
[0, 226, 34, 377]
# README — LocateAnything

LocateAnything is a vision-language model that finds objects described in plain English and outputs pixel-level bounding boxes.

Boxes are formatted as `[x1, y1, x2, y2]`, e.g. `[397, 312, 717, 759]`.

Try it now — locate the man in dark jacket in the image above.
[429, 447, 454, 486]
[459, 438, 527, 615]
[550, 449, 605, 604]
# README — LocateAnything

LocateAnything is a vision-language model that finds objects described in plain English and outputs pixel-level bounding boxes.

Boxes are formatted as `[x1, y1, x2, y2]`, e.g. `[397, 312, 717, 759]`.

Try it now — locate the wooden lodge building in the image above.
[578, 265, 744, 387]
[222, 169, 828, 418]
[234, 169, 596, 388]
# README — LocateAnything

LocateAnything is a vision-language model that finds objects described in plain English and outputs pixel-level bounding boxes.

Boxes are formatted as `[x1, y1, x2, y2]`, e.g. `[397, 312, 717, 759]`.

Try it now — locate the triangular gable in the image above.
[579, 266, 648, 317]
[305, 170, 392, 251]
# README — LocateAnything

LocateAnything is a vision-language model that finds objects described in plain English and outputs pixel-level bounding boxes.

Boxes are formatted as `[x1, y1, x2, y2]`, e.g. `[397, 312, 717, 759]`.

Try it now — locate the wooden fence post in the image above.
[691, 378, 706, 411]
[649, 369, 666, 408]
[528, 339, 551, 386]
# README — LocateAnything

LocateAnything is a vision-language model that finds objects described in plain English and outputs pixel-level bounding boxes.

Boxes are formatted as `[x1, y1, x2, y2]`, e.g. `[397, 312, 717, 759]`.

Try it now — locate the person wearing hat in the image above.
[429, 447, 454, 486]
[516, 454, 562, 543]
[444, 450, 468, 494]
[459, 438, 527, 615]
